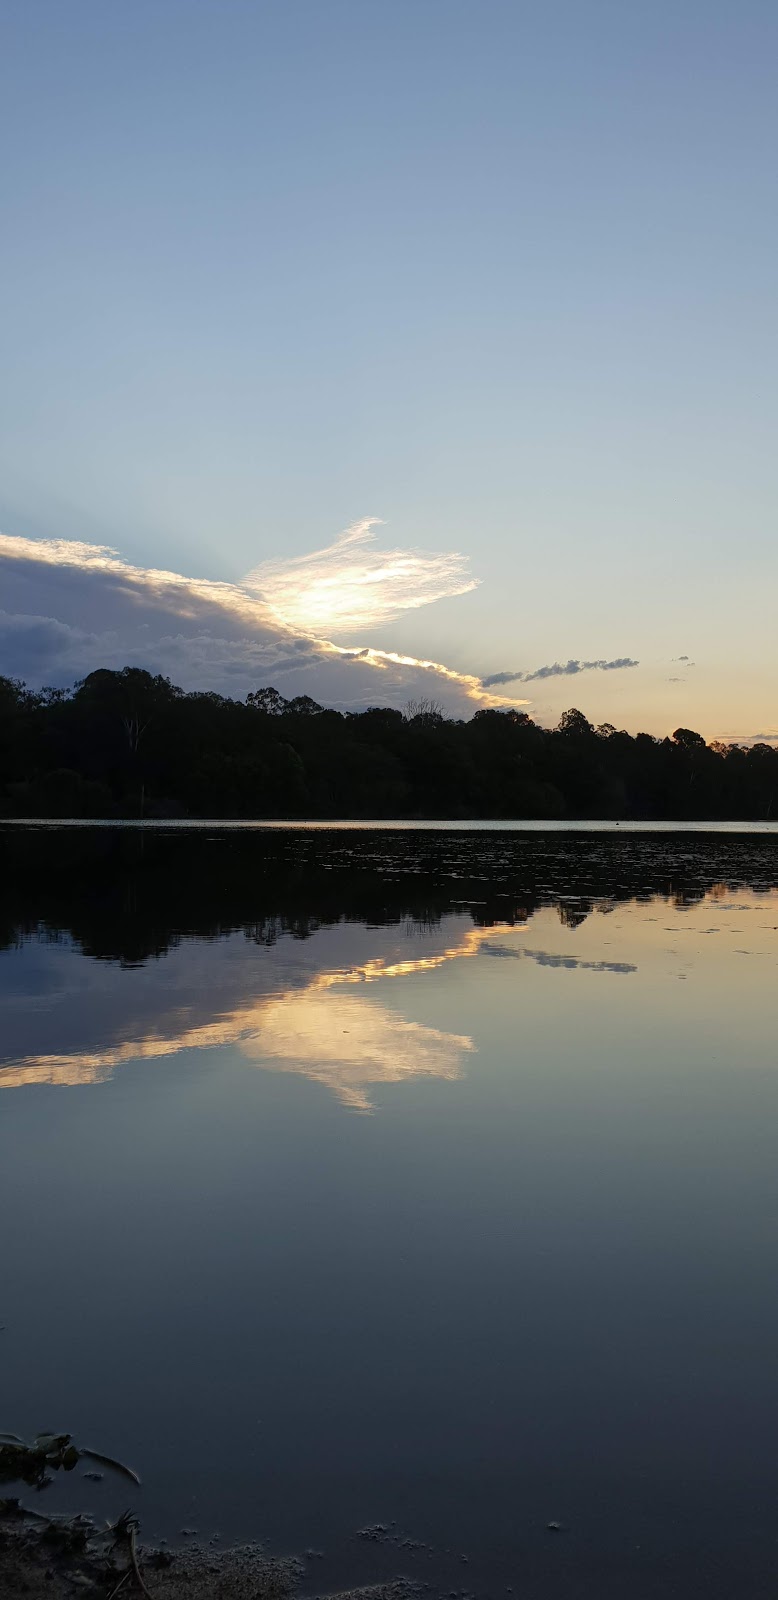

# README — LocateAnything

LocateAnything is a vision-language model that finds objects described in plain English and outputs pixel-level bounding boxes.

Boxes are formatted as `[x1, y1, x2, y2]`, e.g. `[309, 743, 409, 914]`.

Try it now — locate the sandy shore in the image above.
[0, 1513, 425, 1600]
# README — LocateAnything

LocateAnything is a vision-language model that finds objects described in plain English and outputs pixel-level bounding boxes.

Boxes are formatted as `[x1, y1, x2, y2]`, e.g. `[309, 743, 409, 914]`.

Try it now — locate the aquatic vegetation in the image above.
[0, 1431, 140, 1491]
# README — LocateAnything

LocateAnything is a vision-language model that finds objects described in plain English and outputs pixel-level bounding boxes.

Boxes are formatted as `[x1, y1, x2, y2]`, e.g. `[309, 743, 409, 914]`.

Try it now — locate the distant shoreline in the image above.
[2, 815, 778, 833]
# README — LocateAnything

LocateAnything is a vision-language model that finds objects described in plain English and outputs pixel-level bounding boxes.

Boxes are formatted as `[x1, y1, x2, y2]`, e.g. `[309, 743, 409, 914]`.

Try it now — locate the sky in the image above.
[1, 0, 776, 737]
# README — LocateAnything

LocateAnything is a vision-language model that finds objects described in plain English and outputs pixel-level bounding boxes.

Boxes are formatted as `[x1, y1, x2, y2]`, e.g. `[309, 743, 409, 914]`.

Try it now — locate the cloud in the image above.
[712, 730, 778, 746]
[244, 518, 478, 635]
[481, 657, 639, 689]
[0, 608, 99, 681]
[479, 670, 527, 688]
[0, 527, 518, 715]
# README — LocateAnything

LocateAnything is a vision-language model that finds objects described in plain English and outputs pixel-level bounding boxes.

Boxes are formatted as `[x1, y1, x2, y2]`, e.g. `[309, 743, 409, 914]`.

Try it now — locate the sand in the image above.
[0, 1512, 425, 1600]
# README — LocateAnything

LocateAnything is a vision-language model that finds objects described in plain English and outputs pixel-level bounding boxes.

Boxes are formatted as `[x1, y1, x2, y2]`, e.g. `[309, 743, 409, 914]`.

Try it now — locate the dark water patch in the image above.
[1, 823, 777, 965]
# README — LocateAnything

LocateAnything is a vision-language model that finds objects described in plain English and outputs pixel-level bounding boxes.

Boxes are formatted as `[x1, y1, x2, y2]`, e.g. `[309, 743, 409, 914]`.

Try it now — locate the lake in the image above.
[1, 824, 777, 1599]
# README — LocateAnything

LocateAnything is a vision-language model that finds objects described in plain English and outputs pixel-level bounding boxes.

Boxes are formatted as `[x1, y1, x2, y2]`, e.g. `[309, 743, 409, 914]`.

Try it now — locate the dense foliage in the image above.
[0, 667, 775, 819]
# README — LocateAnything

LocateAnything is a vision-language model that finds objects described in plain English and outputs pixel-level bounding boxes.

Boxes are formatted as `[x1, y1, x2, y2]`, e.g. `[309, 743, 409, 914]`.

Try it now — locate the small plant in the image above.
[0, 1431, 140, 1491]
[111, 1509, 155, 1598]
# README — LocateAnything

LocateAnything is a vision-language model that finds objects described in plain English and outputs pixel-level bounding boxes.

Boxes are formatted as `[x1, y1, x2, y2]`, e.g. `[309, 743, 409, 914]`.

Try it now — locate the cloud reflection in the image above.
[0, 923, 506, 1108]
[241, 991, 472, 1112]
[0, 920, 643, 1109]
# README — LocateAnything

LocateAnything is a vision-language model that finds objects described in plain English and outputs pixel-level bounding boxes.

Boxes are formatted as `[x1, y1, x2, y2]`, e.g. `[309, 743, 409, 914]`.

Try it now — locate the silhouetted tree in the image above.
[0, 670, 775, 821]
[246, 687, 287, 714]
[557, 708, 594, 737]
[286, 695, 323, 716]
[404, 696, 444, 725]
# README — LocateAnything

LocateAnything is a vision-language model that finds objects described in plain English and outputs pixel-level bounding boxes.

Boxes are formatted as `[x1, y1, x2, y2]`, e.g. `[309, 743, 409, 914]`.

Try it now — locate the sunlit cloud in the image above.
[0, 528, 520, 713]
[0, 529, 294, 634]
[244, 518, 479, 636]
[327, 642, 525, 709]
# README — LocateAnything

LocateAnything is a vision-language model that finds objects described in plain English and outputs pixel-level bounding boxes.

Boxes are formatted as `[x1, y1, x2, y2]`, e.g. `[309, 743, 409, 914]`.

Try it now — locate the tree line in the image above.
[0, 667, 775, 820]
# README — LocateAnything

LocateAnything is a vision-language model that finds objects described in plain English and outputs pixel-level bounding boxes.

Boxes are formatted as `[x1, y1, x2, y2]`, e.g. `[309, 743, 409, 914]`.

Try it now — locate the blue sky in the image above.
[1, 0, 776, 735]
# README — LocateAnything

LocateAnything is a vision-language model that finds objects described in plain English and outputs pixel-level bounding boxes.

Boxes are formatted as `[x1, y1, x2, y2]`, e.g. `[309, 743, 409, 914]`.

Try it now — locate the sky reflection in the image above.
[2, 888, 774, 1108]
[0, 921, 499, 1105]
[1, 876, 777, 1597]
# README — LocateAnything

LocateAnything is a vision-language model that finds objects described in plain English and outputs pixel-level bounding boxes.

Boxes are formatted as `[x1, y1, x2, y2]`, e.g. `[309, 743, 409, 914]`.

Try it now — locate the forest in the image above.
[0, 666, 775, 820]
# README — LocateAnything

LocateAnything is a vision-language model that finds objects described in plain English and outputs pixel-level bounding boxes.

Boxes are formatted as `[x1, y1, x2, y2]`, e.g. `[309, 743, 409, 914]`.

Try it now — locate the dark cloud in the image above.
[0, 608, 99, 681]
[480, 670, 528, 687]
[481, 657, 639, 689]
[481, 943, 636, 974]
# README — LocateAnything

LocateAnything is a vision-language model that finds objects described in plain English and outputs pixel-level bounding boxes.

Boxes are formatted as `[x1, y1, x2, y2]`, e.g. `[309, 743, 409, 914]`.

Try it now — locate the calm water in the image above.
[1, 827, 777, 1599]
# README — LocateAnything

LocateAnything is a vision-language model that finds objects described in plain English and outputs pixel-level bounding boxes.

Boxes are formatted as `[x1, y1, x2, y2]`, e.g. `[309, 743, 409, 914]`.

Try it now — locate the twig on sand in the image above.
[111, 1511, 155, 1599]
[129, 1521, 155, 1599]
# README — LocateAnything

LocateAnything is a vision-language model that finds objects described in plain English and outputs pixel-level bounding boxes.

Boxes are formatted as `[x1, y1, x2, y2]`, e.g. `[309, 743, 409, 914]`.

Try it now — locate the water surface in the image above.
[1, 827, 777, 1599]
